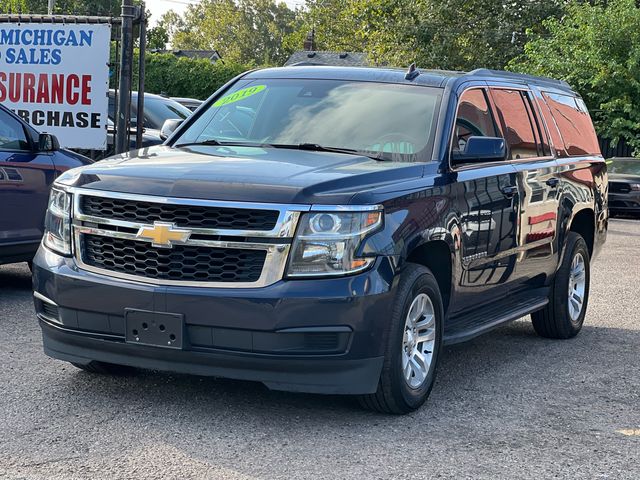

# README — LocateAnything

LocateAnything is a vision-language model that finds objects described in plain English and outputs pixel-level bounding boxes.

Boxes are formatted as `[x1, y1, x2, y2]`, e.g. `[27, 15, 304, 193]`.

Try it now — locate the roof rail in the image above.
[469, 68, 572, 90]
[289, 61, 324, 67]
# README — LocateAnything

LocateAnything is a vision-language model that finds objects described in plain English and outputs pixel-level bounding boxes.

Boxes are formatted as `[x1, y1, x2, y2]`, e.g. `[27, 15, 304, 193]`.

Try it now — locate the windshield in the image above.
[174, 79, 442, 162]
[608, 159, 640, 175]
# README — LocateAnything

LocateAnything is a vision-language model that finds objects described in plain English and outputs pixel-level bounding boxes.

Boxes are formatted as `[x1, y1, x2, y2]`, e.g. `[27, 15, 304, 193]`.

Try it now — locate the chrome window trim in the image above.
[448, 85, 557, 172]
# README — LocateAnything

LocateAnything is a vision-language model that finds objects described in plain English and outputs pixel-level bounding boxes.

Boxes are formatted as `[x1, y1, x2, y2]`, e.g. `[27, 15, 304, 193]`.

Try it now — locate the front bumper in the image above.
[33, 246, 397, 394]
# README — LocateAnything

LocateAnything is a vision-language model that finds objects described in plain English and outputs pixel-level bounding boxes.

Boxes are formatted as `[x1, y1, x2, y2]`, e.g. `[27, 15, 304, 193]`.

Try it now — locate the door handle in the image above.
[500, 185, 517, 198]
[546, 177, 560, 188]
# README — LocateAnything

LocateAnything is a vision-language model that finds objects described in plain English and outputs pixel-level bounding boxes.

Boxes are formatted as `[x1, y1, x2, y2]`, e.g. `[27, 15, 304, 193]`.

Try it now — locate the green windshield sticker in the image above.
[213, 85, 266, 107]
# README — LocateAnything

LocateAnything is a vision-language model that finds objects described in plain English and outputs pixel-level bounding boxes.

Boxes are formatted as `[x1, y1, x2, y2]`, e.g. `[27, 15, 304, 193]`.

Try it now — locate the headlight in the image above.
[630, 183, 640, 191]
[43, 187, 72, 255]
[287, 208, 383, 277]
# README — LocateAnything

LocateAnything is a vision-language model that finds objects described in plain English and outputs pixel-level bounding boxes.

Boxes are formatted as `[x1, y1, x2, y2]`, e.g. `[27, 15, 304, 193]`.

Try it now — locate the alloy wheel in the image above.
[402, 293, 436, 389]
[568, 252, 587, 322]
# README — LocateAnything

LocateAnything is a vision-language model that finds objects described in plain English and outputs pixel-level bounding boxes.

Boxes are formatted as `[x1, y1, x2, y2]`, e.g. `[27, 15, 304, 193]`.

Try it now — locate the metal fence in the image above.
[599, 136, 633, 159]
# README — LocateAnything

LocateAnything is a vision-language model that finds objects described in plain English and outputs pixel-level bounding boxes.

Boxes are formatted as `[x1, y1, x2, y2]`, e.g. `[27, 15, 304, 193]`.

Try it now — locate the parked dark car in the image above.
[171, 97, 203, 112]
[103, 91, 193, 154]
[33, 66, 607, 414]
[607, 157, 640, 216]
[0, 104, 91, 266]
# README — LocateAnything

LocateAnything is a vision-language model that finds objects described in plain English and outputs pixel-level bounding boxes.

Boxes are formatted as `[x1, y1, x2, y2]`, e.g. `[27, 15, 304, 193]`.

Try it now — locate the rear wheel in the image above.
[358, 264, 443, 414]
[72, 361, 136, 375]
[531, 232, 590, 339]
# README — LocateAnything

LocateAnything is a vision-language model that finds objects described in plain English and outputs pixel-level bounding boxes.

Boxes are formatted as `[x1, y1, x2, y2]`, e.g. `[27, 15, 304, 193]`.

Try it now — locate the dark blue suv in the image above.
[0, 104, 91, 266]
[32, 66, 607, 413]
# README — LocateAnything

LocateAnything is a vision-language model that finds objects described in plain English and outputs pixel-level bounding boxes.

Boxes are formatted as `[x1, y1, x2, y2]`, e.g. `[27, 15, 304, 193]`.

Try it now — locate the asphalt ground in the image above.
[0, 218, 638, 479]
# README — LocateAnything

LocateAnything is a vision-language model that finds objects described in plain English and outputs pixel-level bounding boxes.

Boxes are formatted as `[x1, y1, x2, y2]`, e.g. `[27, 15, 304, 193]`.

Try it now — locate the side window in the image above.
[522, 92, 552, 157]
[542, 92, 600, 156]
[490, 89, 539, 160]
[453, 88, 498, 153]
[0, 109, 30, 151]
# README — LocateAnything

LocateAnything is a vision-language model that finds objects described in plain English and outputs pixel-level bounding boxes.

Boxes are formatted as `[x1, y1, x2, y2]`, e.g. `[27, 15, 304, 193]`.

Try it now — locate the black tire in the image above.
[358, 264, 444, 414]
[531, 232, 590, 339]
[71, 361, 136, 375]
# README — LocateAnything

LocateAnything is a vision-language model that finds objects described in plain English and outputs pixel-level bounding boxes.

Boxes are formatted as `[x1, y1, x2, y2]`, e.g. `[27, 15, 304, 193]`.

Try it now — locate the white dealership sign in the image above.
[0, 23, 111, 150]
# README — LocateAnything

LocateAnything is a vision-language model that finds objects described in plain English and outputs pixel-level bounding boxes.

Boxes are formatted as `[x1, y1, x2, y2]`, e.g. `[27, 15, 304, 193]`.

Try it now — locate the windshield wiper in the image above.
[175, 140, 390, 161]
[175, 139, 223, 147]
[269, 143, 388, 161]
[175, 140, 272, 148]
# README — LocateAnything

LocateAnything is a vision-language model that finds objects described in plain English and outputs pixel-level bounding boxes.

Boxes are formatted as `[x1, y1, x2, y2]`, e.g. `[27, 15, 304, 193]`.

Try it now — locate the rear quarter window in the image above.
[542, 92, 600, 157]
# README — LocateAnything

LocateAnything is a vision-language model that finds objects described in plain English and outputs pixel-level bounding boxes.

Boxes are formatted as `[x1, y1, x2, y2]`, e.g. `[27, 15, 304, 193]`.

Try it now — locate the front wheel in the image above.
[358, 264, 443, 414]
[531, 232, 590, 339]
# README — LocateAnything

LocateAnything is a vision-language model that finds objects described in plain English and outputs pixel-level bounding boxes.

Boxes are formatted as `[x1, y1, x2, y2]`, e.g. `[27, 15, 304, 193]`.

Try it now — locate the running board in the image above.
[443, 296, 549, 345]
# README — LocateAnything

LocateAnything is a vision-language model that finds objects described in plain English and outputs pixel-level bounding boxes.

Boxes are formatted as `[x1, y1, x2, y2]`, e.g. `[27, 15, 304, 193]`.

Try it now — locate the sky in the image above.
[148, 0, 307, 26]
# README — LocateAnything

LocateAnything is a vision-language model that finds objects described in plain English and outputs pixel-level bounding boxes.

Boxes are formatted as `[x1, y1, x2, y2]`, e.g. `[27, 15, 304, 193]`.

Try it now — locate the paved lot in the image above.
[0, 218, 638, 479]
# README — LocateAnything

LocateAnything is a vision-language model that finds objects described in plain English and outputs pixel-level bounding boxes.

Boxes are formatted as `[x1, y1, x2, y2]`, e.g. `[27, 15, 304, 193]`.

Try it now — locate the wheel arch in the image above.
[568, 208, 595, 257]
[405, 240, 453, 313]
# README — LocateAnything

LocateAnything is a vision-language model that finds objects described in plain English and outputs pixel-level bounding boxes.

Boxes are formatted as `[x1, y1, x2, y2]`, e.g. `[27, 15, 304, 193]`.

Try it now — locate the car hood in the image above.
[56, 145, 427, 204]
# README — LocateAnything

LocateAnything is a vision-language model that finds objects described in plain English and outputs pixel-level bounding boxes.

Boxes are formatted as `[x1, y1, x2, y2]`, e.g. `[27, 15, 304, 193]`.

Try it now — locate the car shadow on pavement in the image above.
[57, 317, 635, 425]
[0, 263, 32, 293]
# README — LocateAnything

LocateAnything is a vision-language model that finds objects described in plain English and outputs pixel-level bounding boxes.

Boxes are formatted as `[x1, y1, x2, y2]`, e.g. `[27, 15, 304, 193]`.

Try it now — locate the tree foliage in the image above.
[284, 0, 565, 70]
[170, 0, 297, 66]
[0, 0, 27, 13]
[510, 0, 640, 150]
[147, 25, 169, 50]
[2, 0, 123, 15]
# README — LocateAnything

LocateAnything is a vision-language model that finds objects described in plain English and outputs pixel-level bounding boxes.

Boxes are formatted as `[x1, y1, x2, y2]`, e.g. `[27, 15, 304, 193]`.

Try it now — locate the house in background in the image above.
[150, 49, 222, 63]
[284, 30, 370, 67]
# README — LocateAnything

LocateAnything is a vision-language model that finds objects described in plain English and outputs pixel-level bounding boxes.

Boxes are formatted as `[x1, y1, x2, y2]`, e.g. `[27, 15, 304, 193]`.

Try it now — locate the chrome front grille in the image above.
[79, 195, 280, 231]
[72, 190, 308, 288]
[82, 234, 267, 283]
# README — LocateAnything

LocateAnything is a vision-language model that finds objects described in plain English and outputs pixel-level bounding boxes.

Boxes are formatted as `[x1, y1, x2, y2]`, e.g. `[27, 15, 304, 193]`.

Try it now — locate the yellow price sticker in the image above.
[213, 85, 266, 107]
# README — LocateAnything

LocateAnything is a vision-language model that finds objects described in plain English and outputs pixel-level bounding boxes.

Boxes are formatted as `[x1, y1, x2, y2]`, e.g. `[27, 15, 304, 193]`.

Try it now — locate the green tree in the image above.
[147, 25, 168, 50]
[509, 0, 640, 151]
[155, 9, 184, 45]
[1, 0, 28, 13]
[6, 0, 138, 15]
[286, 0, 565, 70]
[170, 0, 297, 66]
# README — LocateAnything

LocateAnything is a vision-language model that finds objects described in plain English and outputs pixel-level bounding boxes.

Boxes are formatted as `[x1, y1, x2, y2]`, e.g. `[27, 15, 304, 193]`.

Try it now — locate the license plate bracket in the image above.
[124, 309, 184, 349]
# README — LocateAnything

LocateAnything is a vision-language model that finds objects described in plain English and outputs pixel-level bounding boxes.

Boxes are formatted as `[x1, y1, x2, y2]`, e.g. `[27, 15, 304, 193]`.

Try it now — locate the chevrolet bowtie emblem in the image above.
[136, 222, 192, 248]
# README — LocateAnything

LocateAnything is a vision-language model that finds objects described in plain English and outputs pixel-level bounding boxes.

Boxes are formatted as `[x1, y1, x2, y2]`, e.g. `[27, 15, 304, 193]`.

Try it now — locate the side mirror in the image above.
[452, 136, 506, 164]
[160, 119, 183, 141]
[38, 133, 60, 152]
